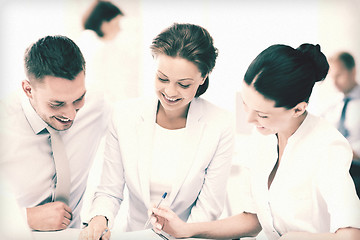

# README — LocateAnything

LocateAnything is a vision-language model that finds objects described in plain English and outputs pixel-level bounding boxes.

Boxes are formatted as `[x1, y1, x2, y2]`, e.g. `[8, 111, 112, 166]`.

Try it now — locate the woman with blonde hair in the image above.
[80, 23, 235, 240]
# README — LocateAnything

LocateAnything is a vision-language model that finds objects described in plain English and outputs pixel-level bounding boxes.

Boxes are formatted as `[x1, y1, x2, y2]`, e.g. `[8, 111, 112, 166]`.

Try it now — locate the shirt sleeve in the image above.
[87, 110, 125, 229]
[316, 139, 360, 232]
[238, 166, 257, 215]
[237, 133, 259, 215]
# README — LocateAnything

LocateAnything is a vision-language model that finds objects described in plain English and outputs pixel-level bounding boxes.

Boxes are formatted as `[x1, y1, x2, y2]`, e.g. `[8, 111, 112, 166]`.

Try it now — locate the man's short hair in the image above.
[334, 52, 355, 71]
[24, 35, 86, 82]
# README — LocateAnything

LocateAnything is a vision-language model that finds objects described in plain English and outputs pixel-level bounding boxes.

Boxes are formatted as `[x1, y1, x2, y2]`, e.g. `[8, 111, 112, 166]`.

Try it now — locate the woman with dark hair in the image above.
[83, 0, 123, 40]
[79, 23, 234, 239]
[150, 44, 360, 240]
[77, 1, 136, 102]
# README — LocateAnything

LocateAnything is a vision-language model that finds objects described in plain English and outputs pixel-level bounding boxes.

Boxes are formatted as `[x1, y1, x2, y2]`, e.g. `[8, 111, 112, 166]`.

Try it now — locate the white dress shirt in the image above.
[0, 90, 110, 228]
[242, 113, 360, 240]
[321, 85, 360, 159]
[88, 97, 235, 231]
[0, 175, 34, 240]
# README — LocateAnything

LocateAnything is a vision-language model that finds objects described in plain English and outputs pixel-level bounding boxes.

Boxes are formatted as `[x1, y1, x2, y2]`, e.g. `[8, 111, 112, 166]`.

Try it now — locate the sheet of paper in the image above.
[112, 229, 168, 239]
[32, 228, 80, 240]
[32, 228, 167, 240]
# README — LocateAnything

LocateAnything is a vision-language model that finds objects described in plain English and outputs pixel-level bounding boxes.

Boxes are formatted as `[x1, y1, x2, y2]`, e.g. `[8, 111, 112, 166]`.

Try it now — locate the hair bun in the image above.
[297, 43, 329, 82]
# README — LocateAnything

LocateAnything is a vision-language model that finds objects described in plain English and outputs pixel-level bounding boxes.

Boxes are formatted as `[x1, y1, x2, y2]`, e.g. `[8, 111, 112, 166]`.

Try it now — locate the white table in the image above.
[32, 228, 167, 240]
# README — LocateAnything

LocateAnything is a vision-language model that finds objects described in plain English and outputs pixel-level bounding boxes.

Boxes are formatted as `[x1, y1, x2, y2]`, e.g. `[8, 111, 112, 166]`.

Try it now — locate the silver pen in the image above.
[99, 228, 108, 239]
[144, 192, 167, 229]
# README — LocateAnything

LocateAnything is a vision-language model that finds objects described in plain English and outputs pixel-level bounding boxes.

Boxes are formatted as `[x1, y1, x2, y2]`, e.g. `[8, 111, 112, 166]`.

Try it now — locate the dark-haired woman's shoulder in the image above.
[308, 113, 350, 144]
[306, 113, 353, 165]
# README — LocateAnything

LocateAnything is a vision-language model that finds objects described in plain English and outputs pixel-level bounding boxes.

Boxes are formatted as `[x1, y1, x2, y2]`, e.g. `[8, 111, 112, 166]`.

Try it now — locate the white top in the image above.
[0, 90, 111, 228]
[76, 30, 139, 102]
[88, 97, 235, 231]
[150, 124, 186, 206]
[321, 85, 360, 158]
[242, 114, 360, 240]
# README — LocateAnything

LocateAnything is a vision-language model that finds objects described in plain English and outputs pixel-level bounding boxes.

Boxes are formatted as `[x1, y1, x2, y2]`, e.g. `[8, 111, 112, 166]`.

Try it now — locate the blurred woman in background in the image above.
[77, 1, 138, 101]
[82, 0, 123, 41]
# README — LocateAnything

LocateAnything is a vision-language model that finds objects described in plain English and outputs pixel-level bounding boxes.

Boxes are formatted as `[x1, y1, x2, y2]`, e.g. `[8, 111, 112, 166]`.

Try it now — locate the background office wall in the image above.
[1, 0, 359, 110]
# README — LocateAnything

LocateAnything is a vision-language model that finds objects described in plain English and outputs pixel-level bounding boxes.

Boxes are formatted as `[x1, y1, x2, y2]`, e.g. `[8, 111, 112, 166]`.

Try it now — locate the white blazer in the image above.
[89, 97, 235, 231]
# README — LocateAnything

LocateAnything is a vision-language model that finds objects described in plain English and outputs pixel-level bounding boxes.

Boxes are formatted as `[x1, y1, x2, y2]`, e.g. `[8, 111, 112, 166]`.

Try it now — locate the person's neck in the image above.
[343, 82, 358, 95]
[156, 103, 189, 130]
[100, 33, 115, 42]
[277, 111, 308, 143]
[276, 111, 307, 164]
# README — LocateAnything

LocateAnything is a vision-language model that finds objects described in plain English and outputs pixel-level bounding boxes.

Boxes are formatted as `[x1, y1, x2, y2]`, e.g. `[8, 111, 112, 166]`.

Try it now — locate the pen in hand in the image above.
[144, 192, 167, 229]
[99, 228, 108, 239]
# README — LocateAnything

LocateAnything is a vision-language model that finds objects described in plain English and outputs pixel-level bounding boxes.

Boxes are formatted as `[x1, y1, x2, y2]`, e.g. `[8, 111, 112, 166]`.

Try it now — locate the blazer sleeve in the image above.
[87, 109, 126, 228]
[187, 113, 235, 222]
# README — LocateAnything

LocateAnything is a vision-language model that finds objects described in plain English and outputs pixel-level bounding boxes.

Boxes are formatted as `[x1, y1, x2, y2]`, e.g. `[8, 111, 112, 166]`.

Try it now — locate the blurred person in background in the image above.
[82, 0, 123, 42]
[321, 52, 360, 161]
[77, 0, 139, 102]
[320, 51, 360, 197]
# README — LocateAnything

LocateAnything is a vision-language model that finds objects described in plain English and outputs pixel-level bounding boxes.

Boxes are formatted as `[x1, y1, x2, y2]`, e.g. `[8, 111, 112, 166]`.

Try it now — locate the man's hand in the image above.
[26, 201, 72, 231]
[79, 216, 110, 240]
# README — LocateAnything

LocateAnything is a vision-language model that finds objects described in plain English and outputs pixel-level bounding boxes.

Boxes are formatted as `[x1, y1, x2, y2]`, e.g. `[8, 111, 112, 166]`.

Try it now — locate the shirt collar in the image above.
[21, 94, 48, 135]
[287, 112, 314, 144]
[346, 84, 360, 100]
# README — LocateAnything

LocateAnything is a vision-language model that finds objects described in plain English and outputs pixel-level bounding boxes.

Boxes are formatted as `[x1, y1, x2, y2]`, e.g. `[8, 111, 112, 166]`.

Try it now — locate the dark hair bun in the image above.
[297, 43, 329, 82]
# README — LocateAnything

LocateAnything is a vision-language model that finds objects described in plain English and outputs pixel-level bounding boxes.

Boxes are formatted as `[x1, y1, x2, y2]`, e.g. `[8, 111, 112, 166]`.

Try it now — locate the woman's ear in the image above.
[293, 102, 307, 117]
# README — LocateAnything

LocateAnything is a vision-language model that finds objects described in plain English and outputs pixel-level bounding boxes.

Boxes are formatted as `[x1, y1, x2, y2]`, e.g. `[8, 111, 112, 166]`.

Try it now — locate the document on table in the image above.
[112, 229, 169, 240]
[32, 228, 168, 240]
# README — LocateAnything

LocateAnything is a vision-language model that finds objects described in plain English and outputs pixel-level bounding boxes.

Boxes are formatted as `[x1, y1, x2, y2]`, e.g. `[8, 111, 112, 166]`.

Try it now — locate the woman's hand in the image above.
[151, 206, 190, 239]
[79, 216, 111, 240]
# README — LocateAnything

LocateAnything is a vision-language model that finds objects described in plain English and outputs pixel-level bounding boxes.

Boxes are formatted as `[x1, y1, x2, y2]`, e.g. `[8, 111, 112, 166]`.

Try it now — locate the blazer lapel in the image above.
[136, 97, 158, 208]
[168, 98, 205, 206]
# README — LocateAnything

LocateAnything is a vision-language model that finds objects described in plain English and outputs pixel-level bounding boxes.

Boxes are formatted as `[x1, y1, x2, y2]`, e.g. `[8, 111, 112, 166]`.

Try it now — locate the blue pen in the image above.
[144, 192, 168, 229]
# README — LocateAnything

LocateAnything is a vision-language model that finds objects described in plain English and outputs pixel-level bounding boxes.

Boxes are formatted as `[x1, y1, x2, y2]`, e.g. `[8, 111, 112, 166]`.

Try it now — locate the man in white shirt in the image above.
[320, 51, 360, 198]
[0, 36, 110, 231]
[322, 52, 360, 161]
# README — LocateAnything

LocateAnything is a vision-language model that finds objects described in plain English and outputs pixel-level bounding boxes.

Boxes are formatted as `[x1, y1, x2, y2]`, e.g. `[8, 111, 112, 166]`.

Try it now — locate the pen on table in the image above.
[99, 228, 108, 239]
[144, 192, 167, 229]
